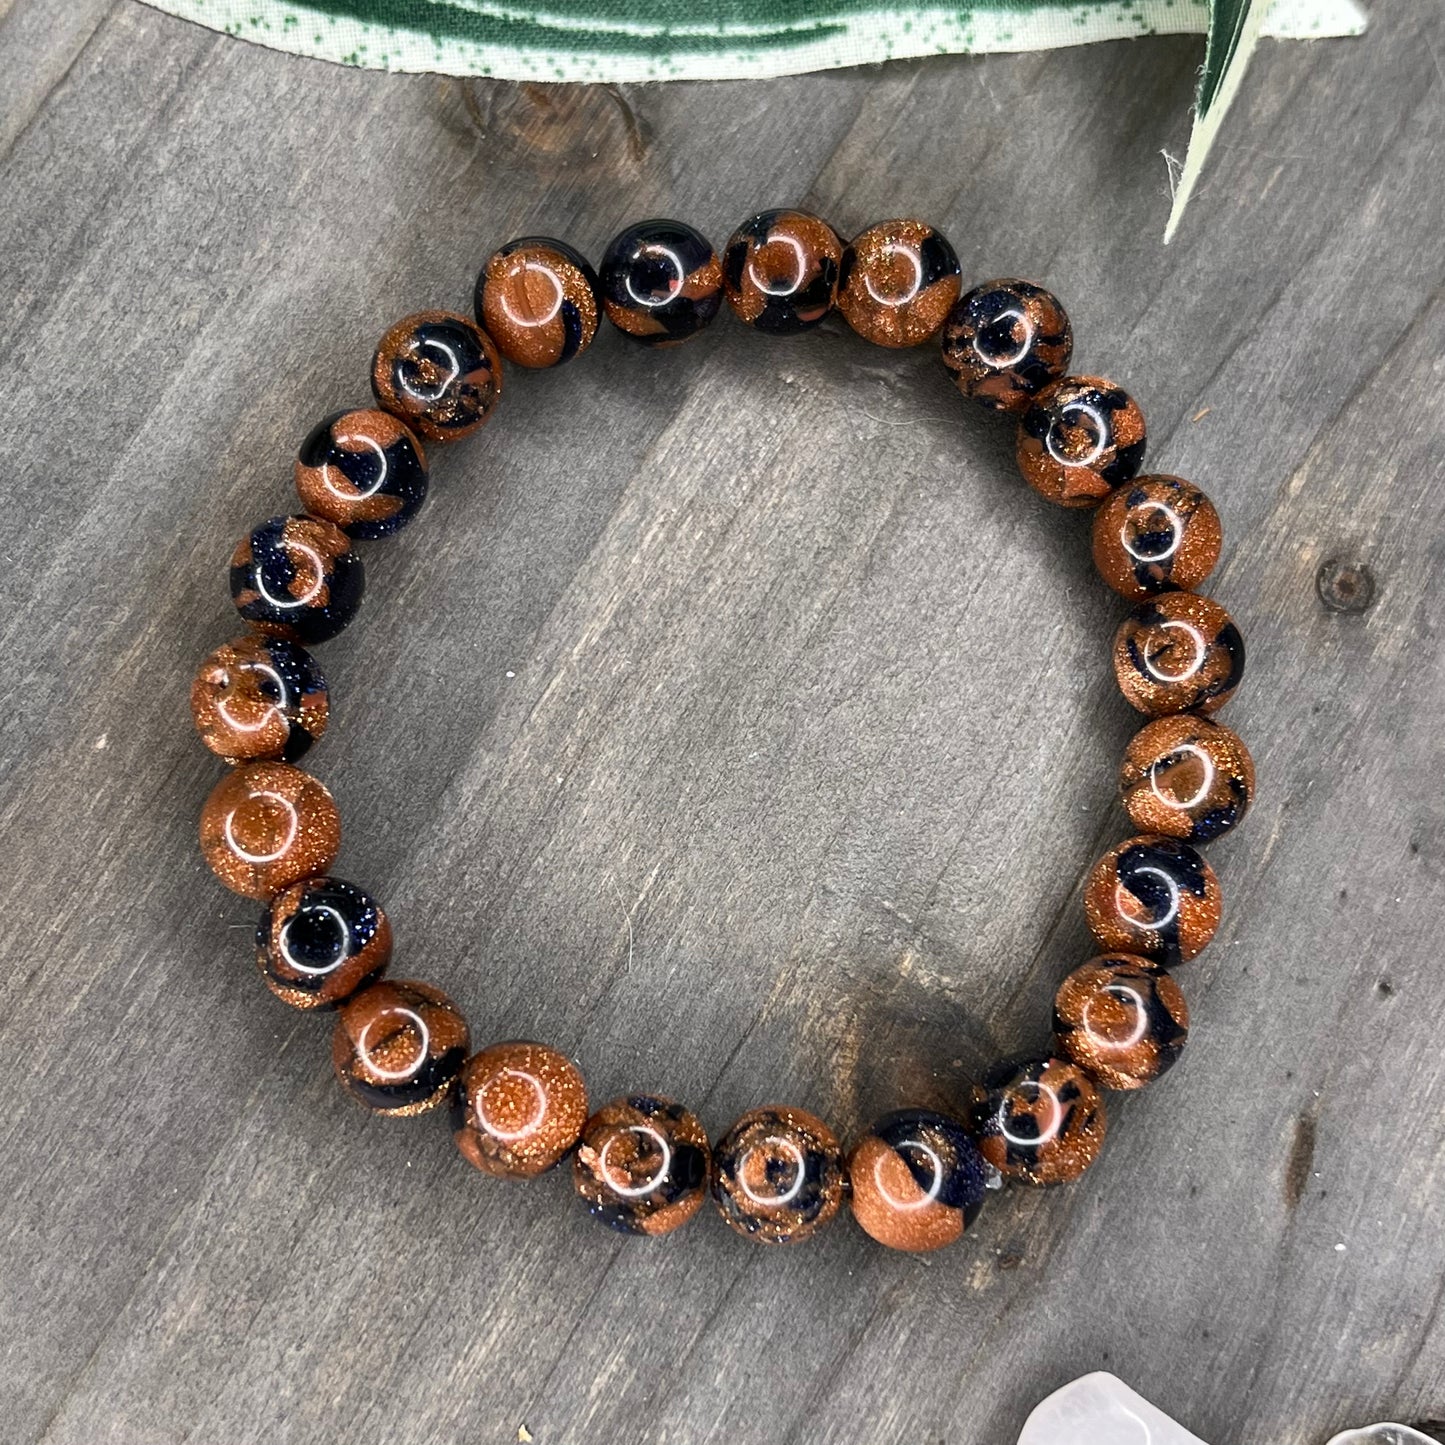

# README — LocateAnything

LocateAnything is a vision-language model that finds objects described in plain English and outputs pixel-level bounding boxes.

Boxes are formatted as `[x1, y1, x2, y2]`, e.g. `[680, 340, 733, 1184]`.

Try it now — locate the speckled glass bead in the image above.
[1083, 834, 1222, 966]
[940, 279, 1073, 413]
[294, 408, 428, 539]
[198, 761, 340, 900]
[370, 310, 502, 443]
[1053, 956, 1189, 1090]
[721, 208, 842, 335]
[967, 1056, 1107, 1186]
[1113, 590, 1245, 716]
[711, 1105, 847, 1244]
[332, 979, 469, 1116]
[256, 876, 391, 1010]
[572, 1094, 711, 1236]
[847, 1108, 988, 1252]
[452, 1041, 588, 1179]
[600, 218, 723, 346]
[837, 218, 961, 348]
[1120, 714, 1256, 842]
[190, 634, 328, 764]
[1091, 474, 1222, 600]
[475, 236, 600, 369]
[228, 514, 364, 646]
[1016, 375, 1147, 507]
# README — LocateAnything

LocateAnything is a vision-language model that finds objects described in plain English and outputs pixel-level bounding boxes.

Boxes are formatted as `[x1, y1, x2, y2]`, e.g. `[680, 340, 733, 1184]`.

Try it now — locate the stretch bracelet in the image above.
[191, 209, 1252, 1253]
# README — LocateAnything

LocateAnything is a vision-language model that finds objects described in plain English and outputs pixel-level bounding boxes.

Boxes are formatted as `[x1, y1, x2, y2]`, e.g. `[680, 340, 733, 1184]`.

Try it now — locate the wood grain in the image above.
[1, 4, 1442, 1442]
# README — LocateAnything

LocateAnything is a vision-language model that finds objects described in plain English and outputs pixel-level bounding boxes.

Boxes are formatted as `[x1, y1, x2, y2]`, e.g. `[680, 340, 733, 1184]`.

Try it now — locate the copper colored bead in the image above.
[711, 1105, 847, 1245]
[837, 219, 961, 348]
[599, 218, 723, 347]
[1053, 955, 1189, 1091]
[475, 236, 600, 369]
[294, 408, 428, 539]
[1083, 834, 1221, 966]
[198, 761, 340, 900]
[452, 1041, 588, 1179]
[190, 635, 329, 764]
[1016, 375, 1147, 507]
[1113, 590, 1245, 716]
[940, 279, 1073, 414]
[331, 979, 470, 1116]
[256, 876, 391, 1010]
[721, 208, 843, 335]
[1120, 714, 1256, 843]
[1092, 475, 1222, 601]
[371, 310, 502, 444]
[967, 1056, 1106, 1186]
[847, 1108, 988, 1253]
[572, 1094, 711, 1236]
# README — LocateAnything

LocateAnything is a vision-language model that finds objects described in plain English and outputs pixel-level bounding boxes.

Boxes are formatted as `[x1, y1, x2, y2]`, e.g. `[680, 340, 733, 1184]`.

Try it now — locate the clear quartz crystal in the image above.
[1017, 1373, 1212, 1445]
[1327, 1429, 1442, 1445]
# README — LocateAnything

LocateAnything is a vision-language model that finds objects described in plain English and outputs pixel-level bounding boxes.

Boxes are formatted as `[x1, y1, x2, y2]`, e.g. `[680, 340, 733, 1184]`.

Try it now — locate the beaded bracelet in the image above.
[192, 209, 1252, 1253]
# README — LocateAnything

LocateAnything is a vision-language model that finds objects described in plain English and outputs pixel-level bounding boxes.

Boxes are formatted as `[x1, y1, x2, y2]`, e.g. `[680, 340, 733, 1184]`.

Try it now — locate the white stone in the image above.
[1327, 1429, 1441, 1445]
[1017, 1372, 1212, 1445]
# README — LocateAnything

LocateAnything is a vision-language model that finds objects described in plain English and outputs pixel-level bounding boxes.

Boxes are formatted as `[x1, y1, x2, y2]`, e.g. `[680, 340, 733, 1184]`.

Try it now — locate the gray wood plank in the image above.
[1, 2, 1442, 1442]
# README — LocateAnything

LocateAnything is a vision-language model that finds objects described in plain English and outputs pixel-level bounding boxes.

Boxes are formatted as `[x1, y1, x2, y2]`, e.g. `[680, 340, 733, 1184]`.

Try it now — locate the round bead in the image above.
[837, 219, 961, 348]
[711, 1105, 846, 1245]
[294, 408, 428, 539]
[228, 514, 364, 646]
[940, 279, 1073, 413]
[572, 1094, 711, 1236]
[1083, 834, 1222, 966]
[721, 208, 842, 335]
[1120, 714, 1256, 842]
[1113, 591, 1245, 716]
[967, 1056, 1106, 1186]
[331, 979, 469, 1116]
[600, 218, 723, 347]
[370, 310, 502, 444]
[452, 1041, 588, 1179]
[475, 236, 600, 369]
[1092, 475, 1223, 601]
[847, 1108, 988, 1253]
[256, 876, 391, 1010]
[190, 635, 328, 764]
[198, 761, 340, 900]
[1016, 375, 1147, 507]
[1053, 956, 1189, 1090]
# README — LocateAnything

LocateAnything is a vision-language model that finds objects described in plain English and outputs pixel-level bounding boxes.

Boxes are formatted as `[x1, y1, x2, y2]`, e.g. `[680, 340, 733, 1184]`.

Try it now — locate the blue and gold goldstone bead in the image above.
[1053, 955, 1189, 1090]
[1016, 375, 1146, 506]
[837, 218, 961, 348]
[600, 218, 724, 346]
[190, 634, 328, 763]
[228, 513, 364, 646]
[1092, 474, 1222, 601]
[475, 236, 601, 369]
[332, 979, 470, 1116]
[257, 876, 392, 1010]
[847, 1107, 988, 1252]
[722, 208, 843, 335]
[1113, 590, 1245, 716]
[294, 407, 428, 539]
[967, 1056, 1107, 1186]
[941, 279, 1073, 413]
[711, 1104, 847, 1244]
[1083, 834, 1222, 965]
[1120, 714, 1255, 842]
[371, 309, 502, 444]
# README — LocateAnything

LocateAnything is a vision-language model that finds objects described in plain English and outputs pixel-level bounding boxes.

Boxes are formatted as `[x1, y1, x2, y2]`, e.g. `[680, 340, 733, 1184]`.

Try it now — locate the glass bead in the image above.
[721, 208, 842, 335]
[837, 218, 961, 348]
[371, 310, 502, 443]
[475, 236, 600, 369]
[452, 1041, 588, 1178]
[1113, 590, 1245, 716]
[332, 979, 469, 1116]
[1083, 834, 1221, 966]
[572, 1094, 710, 1236]
[1053, 955, 1189, 1090]
[847, 1107, 988, 1252]
[941, 279, 1072, 413]
[1120, 714, 1256, 842]
[710, 1105, 846, 1244]
[198, 760, 339, 900]
[968, 1056, 1107, 1186]
[228, 514, 364, 646]
[190, 634, 328, 764]
[1016, 375, 1146, 507]
[294, 408, 428, 539]
[599, 218, 723, 346]
[1092, 475, 1222, 600]
[256, 876, 391, 1010]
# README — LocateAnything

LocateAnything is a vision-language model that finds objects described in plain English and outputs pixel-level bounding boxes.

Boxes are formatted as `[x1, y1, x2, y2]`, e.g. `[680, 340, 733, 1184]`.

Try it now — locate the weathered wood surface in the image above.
[1, 3, 1442, 1442]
